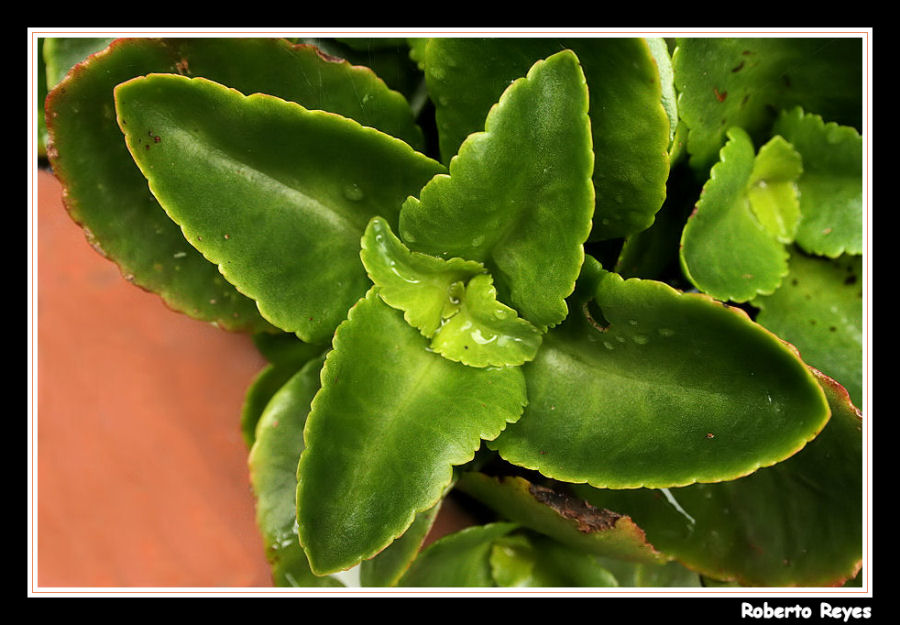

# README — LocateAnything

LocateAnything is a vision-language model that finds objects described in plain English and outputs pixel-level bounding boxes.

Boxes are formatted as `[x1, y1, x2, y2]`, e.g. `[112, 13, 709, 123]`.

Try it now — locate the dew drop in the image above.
[471, 234, 485, 247]
[603, 341, 614, 350]
[658, 328, 675, 337]
[632, 334, 649, 345]
[343, 183, 365, 202]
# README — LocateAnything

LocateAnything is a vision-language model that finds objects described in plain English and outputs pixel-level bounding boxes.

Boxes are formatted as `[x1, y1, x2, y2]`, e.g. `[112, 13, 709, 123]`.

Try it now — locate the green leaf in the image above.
[428, 274, 544, 367]
[252, 331, 328, 370]
[178, 38, 425, 150]
[114, 73, 444, 343]
[773, 107, 863, 257]
[490, 258, 831, 489]
[360, 215, 485, 337]
[422, 38, 669, 240]
[241, 364, 300, 448]
[361, 217, 543, 367]
[401, 49, 594, 329]
[746, 136, 803, 243]
[490, 533, 619, 587]
[359, 499, 444, 587]
[753, 250, 863, 409]
[247, 356, 343, 587]
[296, 290, 527, 575]
[573, 369, 863, 586]
[46, 37, 427, 333]
[673, 37, 862, 173]
[398, 522, 519, 587]
[646, 37, 678, 146]
[457, 473, 666, 564]
[42, 37, 116, 87]
[240, 337, 326, 447]
[679, 127, 790, 302]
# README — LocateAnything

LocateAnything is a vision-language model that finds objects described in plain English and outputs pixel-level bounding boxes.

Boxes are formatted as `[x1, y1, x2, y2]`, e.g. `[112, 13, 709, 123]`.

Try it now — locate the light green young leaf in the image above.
[773, 107, 863, 257]
[114, 73, 444, 343]
[429, 274, 544, 367]
[400, 49, 594, 330]
[747, 135, 803, 243]
[490, 258, 831, 490]
[679, 127, 790, 302]
[360, 216, 485, 337]
[361, 217, 543, 367]
[296, 290, 526, 575]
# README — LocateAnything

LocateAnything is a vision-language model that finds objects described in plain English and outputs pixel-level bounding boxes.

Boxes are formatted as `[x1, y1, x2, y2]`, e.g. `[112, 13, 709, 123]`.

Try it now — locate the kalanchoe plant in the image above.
[42, 35, 865, 588]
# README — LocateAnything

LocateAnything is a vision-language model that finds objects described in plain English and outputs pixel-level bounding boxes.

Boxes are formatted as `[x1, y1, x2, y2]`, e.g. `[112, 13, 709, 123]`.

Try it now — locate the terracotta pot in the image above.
[34, 169, 476, 589]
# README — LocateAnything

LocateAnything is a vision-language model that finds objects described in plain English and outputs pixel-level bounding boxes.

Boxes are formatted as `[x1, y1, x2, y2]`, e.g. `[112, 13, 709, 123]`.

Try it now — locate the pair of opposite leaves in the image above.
[115, 50, 830, 576]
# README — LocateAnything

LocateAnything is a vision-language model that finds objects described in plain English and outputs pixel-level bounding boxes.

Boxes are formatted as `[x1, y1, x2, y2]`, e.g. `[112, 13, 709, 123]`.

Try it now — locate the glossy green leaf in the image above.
[773, 107, 863, 257]
[422, 38, 669, 240]
[753, 250, 863, 409]
[360, 215, 485, 337]
[401, 50, 594, 329]
[46, 37, 427, 333]
[398, 522, 519, 587]
[115, 73, 444, 343]
[574, 369, 863, 586]
[247, 356, 343, 587]
[457, 473, 665, 564]
[429, 274, 544, 367]
[490, 258, 831, 489]
[490, 533, 619, 588]
[673, 37, 862, 173]
[361, 217, 542, 366]
[296, 290, 527, 575]
[679, 127, 790, 302]
[746, 136, 803, 243]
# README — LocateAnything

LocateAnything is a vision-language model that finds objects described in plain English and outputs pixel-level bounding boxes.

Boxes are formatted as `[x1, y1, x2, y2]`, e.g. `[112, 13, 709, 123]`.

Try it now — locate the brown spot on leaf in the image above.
[731, 61, 745, 73]
[528, 483, 621, 533]
[714, 87, 727, 102]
